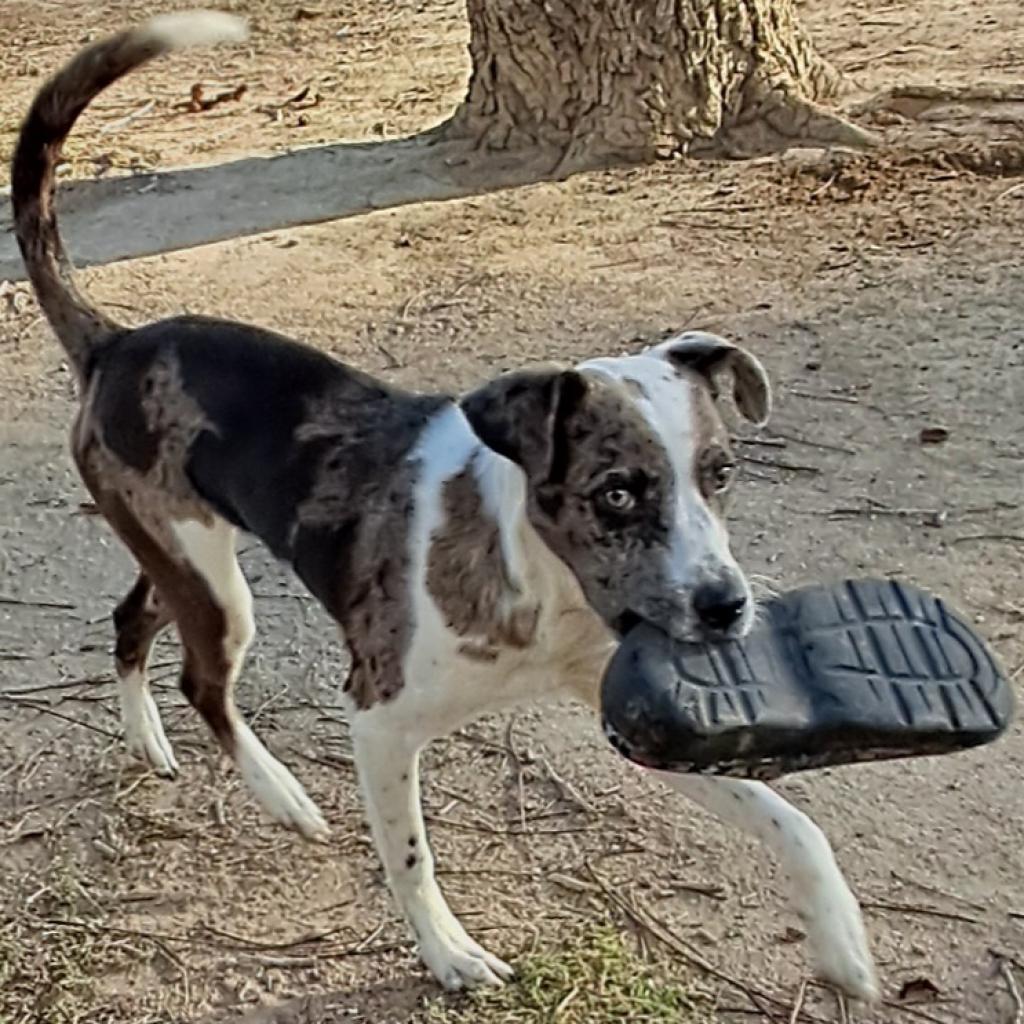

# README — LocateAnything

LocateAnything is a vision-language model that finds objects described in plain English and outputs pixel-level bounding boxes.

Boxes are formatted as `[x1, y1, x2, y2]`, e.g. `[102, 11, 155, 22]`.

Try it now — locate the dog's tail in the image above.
[10, 10, 248, 382]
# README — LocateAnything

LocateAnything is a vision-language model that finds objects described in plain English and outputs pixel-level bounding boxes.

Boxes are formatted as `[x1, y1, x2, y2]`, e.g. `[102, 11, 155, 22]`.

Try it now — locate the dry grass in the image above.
[0, 847, 179, 1024]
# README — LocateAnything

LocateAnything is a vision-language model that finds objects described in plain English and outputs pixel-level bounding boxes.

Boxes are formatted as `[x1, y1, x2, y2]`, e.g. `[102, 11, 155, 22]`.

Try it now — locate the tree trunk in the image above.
[443, 0, 874, 173]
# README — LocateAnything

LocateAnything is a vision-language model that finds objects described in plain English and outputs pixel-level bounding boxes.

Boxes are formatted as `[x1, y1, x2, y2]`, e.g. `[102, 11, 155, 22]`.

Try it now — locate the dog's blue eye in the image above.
[602, 488, 636, 512]
[714, 462, 736, 492]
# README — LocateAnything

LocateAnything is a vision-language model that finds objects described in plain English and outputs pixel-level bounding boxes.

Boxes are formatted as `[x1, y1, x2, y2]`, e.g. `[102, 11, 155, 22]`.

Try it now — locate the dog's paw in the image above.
[419, 918, 514, 990]
[800, 889, 880, 1002]
[121, 686, 179, 777]
[236, 726, 329, 841]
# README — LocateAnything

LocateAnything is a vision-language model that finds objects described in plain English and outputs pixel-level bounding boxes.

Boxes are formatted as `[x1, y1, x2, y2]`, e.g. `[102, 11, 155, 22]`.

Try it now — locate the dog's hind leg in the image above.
[113, 572, 177, 775]
[82, 476, 328, 840]
[164, 517, 329, 840]
[350, 715, 514, 990]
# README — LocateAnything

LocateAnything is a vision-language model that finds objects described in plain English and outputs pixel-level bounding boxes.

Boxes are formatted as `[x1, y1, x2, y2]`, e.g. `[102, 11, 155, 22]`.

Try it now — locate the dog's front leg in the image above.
[351, 718, 514, 990]
[651, 772, 879, 1002]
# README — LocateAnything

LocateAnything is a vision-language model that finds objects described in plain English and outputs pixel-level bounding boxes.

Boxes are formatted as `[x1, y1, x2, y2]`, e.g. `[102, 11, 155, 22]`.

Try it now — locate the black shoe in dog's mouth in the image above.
[600, 578, 1015, 780]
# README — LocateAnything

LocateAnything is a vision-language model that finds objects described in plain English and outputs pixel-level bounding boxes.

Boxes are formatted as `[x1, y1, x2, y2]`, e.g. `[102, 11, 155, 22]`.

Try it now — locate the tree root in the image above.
[689, 87, 878, 160]
[853, 82, 1024, 120]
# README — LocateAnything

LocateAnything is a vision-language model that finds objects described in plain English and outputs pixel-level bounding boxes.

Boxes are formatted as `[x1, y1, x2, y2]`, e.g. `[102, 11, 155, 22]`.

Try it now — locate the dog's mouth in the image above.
[612, 609, 644, 638]
[602, 718, 680, 771]
[612, 608, 751, 645]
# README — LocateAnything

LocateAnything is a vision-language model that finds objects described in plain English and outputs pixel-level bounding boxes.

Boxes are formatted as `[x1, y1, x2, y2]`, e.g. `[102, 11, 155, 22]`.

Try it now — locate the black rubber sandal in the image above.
[601, 578, 1015, 779]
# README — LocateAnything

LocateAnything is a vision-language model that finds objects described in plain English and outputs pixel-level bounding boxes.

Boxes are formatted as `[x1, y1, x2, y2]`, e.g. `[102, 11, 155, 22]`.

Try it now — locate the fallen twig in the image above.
[426, 813, 597, 837]
[200, 921, 349, 952]
[788, 388, 860, 405]
[770, 430, 857, 455]
[505, 715, 529, 833]
[0, 594, 76, 611]
[996, 181, 1024, 203]
[890, 871, 987, 913]
[861, 897, 981, 926]
[950, 533, 1024, 547]
[6, 676, 112, 697]
[829, 506, 942, 521]
[673, 881, 728, 901]
[788, 979, 808, 1024]
[0, 695, 120, 740]
[741, 454, 821, 475]
[99, 98, 155, 134]
[540, 756, 597, 814]
[735, 436, 788, 449]
[993, 953, 1024, 1024]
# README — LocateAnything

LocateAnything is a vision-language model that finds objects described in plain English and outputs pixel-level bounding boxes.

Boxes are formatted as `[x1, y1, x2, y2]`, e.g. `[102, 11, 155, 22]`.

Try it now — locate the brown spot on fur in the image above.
[426, 464, 539, 650]
[270, 383, 446, 712]
[322, 452, 420, 712]
[76, 355, 217, 529]
[138, 355, 212, 483]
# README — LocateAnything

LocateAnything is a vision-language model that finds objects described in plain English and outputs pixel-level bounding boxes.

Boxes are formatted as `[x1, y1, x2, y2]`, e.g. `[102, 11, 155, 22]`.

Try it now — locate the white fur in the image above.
[119, 667, 179, 776]
[234, 719, 329, 838]
[351, 722, 513, 989]
[171, 519, 255, 665]
[170, 518, 328, 840]
[144, 10, 248, 51]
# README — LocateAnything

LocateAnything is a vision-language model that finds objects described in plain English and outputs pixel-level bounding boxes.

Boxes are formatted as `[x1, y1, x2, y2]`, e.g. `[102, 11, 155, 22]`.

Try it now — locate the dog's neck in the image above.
[467, 443, 616, 673]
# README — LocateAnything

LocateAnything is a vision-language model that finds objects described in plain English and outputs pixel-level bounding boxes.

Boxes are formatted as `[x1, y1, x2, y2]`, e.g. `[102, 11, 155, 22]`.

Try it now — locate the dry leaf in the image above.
[183, 82, 248, 114]
[919, 426, 950, 445]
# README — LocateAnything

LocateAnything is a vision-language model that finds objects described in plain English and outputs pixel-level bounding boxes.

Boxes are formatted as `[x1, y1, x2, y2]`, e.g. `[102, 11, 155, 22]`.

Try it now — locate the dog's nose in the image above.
[693, 582, 747, 634]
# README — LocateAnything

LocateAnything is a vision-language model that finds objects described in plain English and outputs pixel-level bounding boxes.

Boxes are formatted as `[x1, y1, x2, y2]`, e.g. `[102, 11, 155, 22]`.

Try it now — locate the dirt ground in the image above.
[1, 1, 1023, 1022]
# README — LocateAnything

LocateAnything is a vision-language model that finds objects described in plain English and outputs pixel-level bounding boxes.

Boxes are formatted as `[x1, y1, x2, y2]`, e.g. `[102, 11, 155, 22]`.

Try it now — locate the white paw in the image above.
[121, 682, 179, 777]
[235, 723, 329, 841]
[418, 915, 514, 990]
[799, 887, 880, 1002]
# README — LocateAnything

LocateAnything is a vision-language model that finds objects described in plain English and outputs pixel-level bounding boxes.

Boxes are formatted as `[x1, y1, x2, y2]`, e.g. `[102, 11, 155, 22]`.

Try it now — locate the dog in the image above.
[10, 11, 878, 1001]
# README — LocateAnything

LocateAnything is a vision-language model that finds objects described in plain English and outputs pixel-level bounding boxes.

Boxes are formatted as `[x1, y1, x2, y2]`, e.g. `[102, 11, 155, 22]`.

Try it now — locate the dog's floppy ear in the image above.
[460, 365, 587, 487]
[655, 331, 771, 427]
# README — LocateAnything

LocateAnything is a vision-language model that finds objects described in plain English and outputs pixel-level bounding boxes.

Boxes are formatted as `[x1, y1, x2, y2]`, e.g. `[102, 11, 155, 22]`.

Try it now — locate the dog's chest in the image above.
[410, 513, 616, 722]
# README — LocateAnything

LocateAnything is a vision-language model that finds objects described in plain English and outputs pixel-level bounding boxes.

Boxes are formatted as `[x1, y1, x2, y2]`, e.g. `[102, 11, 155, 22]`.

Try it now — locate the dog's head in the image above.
[461, 331, 770, 644]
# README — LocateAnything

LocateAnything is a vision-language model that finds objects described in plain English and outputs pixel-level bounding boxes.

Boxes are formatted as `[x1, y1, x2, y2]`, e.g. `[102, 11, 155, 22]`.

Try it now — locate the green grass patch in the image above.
[425, 923, 713, 1024]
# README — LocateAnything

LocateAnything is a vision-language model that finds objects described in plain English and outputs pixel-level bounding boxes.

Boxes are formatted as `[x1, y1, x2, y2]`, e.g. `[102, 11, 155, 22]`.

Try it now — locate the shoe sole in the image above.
[601, 578, 1014, 779]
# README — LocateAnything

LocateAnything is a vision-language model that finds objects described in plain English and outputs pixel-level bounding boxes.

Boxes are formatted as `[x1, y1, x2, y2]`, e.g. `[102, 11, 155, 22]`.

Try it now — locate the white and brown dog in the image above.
[11, 11, 878, 1001]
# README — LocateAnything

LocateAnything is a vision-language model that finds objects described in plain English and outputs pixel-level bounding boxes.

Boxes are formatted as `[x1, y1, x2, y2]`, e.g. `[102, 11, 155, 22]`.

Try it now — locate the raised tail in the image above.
[10, 10, 248, 382]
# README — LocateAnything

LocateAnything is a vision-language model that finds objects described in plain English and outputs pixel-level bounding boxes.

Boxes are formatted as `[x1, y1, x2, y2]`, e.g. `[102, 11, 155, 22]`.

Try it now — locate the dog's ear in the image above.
[655, 331, 771, 427]
[461, 366, 587, 486]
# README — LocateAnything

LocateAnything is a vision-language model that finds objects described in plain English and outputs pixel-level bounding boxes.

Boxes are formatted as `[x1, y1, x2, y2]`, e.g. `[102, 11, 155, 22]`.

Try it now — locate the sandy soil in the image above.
[1, 1, 1022, 1023]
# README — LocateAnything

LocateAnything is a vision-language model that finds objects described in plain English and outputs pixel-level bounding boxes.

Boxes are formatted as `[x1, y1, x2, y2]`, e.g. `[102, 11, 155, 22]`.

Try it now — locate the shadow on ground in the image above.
[0, 131, 566, 281]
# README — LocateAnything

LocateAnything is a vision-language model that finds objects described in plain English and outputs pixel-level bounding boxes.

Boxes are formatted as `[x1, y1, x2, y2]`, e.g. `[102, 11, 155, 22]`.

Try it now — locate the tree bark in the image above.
[444, 0, 874, 173]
